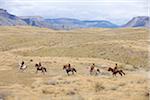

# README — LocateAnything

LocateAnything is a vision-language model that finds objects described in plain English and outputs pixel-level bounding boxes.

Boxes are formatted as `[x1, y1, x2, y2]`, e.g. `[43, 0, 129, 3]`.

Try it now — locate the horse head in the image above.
[63, 65, 67, 70]
[108, 67, 113, 72]
[35, 63, 39, 67]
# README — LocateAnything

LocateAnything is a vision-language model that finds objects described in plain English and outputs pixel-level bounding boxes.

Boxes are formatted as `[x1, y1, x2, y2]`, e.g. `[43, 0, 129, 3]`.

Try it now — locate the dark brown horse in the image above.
[35, 63, 47, 74]
[108, 67, 125, 76]
[63, 64, 77, 76]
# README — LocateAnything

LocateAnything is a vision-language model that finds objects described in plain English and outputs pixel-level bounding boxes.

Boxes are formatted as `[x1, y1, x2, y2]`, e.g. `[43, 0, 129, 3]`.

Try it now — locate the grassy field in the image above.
[0, 26, 149, 100]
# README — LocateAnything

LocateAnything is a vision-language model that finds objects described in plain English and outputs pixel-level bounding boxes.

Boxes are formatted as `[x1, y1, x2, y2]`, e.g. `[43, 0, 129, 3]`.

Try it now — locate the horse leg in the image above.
[23, 67, 27, 72]
[41, 69, 43, 73]
[20, 69, 23, 72]
[66, 70, 70, 76]
[19, 67, 23, 72]
[67, 72, 70, 76]
[113, 74, 115, 77]
[113, 73, 117, 77]
[22, 68, 25, 72]
[121, 70, 125, 75]
[95, 72, 98, 76]
[21, 68, 25, 72]
[118, 71, 122, 76]
[42, 69, 45, 75]
[122, 72, 125, 75]
[72, 70, 74, 75]
[36, 69, 38, 73]
[90, 70, 93, 75]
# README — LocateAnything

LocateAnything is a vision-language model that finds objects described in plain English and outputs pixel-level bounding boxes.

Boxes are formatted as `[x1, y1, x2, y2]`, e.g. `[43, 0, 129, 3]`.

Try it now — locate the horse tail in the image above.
[73, 68, 77, 73]
[44, 68, 47, 72]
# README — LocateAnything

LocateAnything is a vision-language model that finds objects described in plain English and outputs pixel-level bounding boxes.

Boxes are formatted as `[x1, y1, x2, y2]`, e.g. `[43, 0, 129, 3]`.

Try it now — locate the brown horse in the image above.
[108, 67, 125, 76]
[63, 64, 77, 76]
[89, 63, 100, 75]
[35, 63, 47, 74]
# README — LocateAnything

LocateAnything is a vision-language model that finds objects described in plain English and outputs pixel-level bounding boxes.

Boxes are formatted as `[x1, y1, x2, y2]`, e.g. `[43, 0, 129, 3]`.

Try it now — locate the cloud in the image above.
[0, 0, 148, 25]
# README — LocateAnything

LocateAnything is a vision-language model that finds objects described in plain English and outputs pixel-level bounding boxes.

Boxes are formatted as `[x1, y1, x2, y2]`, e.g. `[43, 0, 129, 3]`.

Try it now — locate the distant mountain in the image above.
[45, 18, 118, 29]
[2, 8, 149, 30]
[45, 18, 85, 29]
[20, 16, 54, 29]
[0, 8, 118, 29]
[0, 9, 27, 26]
[122, 16, 150, 27]
[83, 20, 118, 28]
[1, 8, 150, 29]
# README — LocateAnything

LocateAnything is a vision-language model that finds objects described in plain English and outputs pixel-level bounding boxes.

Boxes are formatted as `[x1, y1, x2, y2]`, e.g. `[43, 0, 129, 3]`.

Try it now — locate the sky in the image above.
[0, 0, 149, 25]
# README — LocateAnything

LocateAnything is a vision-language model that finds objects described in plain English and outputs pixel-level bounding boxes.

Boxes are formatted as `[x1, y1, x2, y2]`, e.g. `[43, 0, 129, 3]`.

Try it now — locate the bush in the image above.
[94, 82, 105, 92]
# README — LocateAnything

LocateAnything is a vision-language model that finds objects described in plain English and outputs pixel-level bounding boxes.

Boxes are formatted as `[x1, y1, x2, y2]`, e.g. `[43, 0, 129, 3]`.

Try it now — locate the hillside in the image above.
[0, 26, 149, 69]
[0, 26, 149, 100]
[123, 16, 150, 27]
[0, 9, 27, 26]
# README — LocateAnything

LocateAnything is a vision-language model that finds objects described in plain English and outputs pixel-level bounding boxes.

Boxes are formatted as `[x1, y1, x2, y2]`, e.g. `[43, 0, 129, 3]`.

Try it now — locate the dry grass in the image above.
[0, 26, 149, 69]
[0, 26, 149, 100]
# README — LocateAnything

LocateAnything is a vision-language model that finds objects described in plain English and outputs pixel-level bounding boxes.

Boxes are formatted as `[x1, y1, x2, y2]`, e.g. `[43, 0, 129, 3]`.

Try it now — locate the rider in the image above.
[68, 63, 71, 69]
[90, 63, 95, 73]
[39, 62, 42, 69]
[114, 63, 118, 72]
[91, 63, 95, 69]
[21, 61, 24, 67]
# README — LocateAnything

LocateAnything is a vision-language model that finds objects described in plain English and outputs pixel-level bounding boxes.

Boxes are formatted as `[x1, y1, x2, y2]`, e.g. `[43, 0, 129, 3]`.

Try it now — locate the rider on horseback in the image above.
[21, 61, 24, 65]
[91, 63, 95, 70]
[90, 63, 95, 74]
[19, 61, 27, 71]
[114, 63, 118, 72]
[68, 63, 71, 68]
[39, 62, 42, 69]
[21, 61, 24, 68]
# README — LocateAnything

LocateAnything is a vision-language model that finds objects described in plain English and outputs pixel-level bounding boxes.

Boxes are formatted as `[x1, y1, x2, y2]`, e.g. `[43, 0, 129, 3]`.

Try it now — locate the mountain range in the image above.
[0, 8, 149, 30]
[0, 9, 27, 26]
[122, 16, 150, 27]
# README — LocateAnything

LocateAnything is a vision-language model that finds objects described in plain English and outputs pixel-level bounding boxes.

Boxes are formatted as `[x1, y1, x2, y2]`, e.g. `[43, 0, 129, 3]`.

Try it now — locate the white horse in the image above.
[87, 66, 100, 76]
[19, 62, 27, 71]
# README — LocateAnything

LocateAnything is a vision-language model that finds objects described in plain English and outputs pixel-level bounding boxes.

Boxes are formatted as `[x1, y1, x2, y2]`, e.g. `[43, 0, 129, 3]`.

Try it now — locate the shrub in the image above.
[94, 82, 105, 92]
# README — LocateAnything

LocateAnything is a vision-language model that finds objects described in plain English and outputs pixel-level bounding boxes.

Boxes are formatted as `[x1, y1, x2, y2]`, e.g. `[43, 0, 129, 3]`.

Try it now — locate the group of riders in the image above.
[19, 60, 125, 76]
[20, 61, 42, 69]
[20, 60, 47, 73]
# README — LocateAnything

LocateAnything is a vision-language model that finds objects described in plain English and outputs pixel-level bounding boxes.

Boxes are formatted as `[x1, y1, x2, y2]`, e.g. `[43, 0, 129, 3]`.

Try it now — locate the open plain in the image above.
[0, 26, 149, 100]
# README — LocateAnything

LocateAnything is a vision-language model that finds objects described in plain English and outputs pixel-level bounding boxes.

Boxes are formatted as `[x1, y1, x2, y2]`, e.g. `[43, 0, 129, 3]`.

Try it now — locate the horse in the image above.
[63, 64, 77, 76]
[35, 63, 47, 74]
[19, 61, 27, 72]
[108, 67, 125, 76]
[89, 63, 100, 75]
